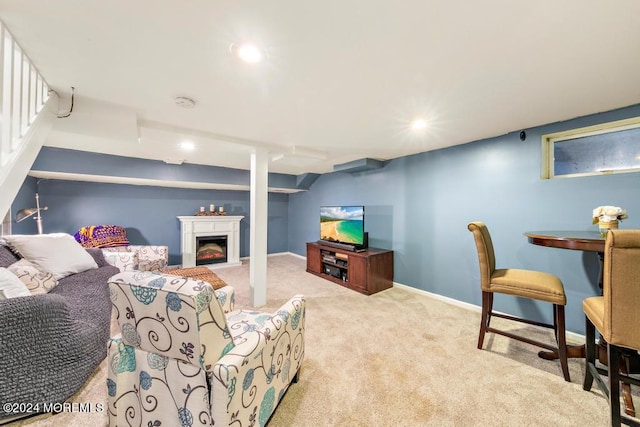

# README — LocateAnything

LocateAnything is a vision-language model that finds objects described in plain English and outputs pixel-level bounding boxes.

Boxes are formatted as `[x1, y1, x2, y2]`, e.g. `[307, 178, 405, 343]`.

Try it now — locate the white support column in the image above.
[249, 147, 268, 307]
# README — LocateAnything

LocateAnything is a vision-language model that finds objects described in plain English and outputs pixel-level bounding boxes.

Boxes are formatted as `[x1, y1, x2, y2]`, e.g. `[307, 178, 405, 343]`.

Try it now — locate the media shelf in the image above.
[306, 242, 393, 295]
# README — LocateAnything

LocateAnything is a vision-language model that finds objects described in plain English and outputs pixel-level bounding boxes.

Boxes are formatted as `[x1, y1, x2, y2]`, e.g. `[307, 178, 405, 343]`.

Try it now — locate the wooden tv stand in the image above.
[306, 242, 393, 295]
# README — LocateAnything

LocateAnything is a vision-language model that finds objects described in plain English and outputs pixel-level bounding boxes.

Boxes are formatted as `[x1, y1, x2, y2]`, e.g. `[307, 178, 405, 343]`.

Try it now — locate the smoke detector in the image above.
[174, 96, 196, 108]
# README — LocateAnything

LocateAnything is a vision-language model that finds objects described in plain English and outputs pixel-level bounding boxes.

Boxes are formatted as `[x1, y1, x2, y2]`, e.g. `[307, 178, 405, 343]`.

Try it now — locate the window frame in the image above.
[541, 116, 640, 179]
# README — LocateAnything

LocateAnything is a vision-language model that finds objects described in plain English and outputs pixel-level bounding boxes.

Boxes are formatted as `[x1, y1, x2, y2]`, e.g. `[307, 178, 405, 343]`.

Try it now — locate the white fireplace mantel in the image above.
[177, 215, 244, 268]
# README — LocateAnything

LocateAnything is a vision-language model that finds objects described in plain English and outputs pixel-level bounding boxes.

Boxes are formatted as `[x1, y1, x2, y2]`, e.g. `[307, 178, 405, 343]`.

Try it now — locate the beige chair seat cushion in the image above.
[583, 296, 605, 334]
[490, 268, 566, 305]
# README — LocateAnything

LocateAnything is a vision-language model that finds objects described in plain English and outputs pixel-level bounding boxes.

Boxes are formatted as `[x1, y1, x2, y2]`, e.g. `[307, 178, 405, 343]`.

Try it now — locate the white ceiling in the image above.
[1, 1, 640, 175]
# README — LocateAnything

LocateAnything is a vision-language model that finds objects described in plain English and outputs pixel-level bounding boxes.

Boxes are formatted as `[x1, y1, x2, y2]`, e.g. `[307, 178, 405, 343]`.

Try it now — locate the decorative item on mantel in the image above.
[195, 203, 227, 216]
[592, 205, 628, 237]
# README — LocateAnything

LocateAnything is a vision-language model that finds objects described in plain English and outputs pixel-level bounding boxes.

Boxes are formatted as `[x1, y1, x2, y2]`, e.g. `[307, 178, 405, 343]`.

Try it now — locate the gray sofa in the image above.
[0, 244, 119, 421]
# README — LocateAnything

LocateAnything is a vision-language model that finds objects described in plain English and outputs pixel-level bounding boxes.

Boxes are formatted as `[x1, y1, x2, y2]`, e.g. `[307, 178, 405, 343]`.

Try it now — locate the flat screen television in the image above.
[319, 206, 365, 249]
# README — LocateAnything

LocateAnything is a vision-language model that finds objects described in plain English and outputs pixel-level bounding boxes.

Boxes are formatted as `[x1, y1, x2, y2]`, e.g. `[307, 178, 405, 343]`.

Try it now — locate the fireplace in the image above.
[196, 236, 227, 265]
[177, 215, 244, 268]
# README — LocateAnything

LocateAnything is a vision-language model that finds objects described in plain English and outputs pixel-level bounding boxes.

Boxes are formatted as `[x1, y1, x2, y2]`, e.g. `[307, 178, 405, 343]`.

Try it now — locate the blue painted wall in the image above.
[12, 152, 291, 265]
[288, 104, 640, 334]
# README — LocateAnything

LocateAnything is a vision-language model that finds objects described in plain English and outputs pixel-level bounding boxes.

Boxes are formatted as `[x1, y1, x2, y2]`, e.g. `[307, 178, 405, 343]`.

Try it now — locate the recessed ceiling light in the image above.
[180, 141, 195, 151]
[411, 119, 427, 130]
[230, 42, 265, 64]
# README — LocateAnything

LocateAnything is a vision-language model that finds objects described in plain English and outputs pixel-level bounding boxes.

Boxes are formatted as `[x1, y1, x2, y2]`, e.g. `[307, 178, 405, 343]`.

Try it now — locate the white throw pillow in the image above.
[3, 233, 98, 280]
[7, 259, 59, 294]
[0, 267, 31, 298]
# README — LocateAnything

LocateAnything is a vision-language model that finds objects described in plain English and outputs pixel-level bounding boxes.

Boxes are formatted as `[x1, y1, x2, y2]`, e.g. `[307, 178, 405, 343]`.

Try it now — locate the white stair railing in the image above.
[0, 20, 56, 224]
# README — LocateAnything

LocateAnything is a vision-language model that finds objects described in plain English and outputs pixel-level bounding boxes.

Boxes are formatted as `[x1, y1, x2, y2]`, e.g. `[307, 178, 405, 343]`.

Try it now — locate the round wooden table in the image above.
[524, 230, 604, 252]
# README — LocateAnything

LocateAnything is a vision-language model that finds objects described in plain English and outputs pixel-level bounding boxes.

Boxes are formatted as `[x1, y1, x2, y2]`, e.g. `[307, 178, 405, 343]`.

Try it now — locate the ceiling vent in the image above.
[163, 158, 185, 165]
[333, 158, 384, 174]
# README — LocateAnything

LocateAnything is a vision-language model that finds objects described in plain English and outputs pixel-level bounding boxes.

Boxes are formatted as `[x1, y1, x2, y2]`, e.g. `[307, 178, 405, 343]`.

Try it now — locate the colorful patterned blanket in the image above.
[74, 225, 130, 248]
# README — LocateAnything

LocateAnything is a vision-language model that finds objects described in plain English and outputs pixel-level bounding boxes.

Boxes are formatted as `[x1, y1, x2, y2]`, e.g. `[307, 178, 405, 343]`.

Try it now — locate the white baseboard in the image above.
[391, 281, 585, 344]
[240, 251, 306, 260]
[267, 252, 293, 258]
[239, 251, 296, 261]
[286, 251, 306, 260]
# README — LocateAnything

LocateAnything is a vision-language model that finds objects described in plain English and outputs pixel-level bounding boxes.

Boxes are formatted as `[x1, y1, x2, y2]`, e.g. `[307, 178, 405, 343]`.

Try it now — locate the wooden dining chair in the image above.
[467, 221, 570, 381]
[583, 229, 640, 427]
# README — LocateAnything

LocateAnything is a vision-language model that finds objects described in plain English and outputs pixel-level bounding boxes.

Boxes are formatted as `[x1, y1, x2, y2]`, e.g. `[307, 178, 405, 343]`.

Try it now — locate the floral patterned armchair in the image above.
[106, 271, 305, 427]
[101, 245, 168, 272]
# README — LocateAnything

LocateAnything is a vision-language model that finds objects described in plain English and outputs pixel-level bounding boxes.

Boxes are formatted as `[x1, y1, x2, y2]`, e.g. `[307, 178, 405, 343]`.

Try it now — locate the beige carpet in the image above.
[9, 254, 638, 426]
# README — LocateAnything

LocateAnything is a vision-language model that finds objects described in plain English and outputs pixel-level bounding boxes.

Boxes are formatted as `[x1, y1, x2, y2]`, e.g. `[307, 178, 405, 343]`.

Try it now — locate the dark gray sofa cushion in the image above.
[0, 243, 20, 267]
[0, 243, 119, 420]
[51, 261, 119, 347]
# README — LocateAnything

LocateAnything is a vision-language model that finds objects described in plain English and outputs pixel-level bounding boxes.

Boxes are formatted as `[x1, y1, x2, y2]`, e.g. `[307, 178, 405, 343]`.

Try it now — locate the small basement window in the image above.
[542, 117, 640, 179]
